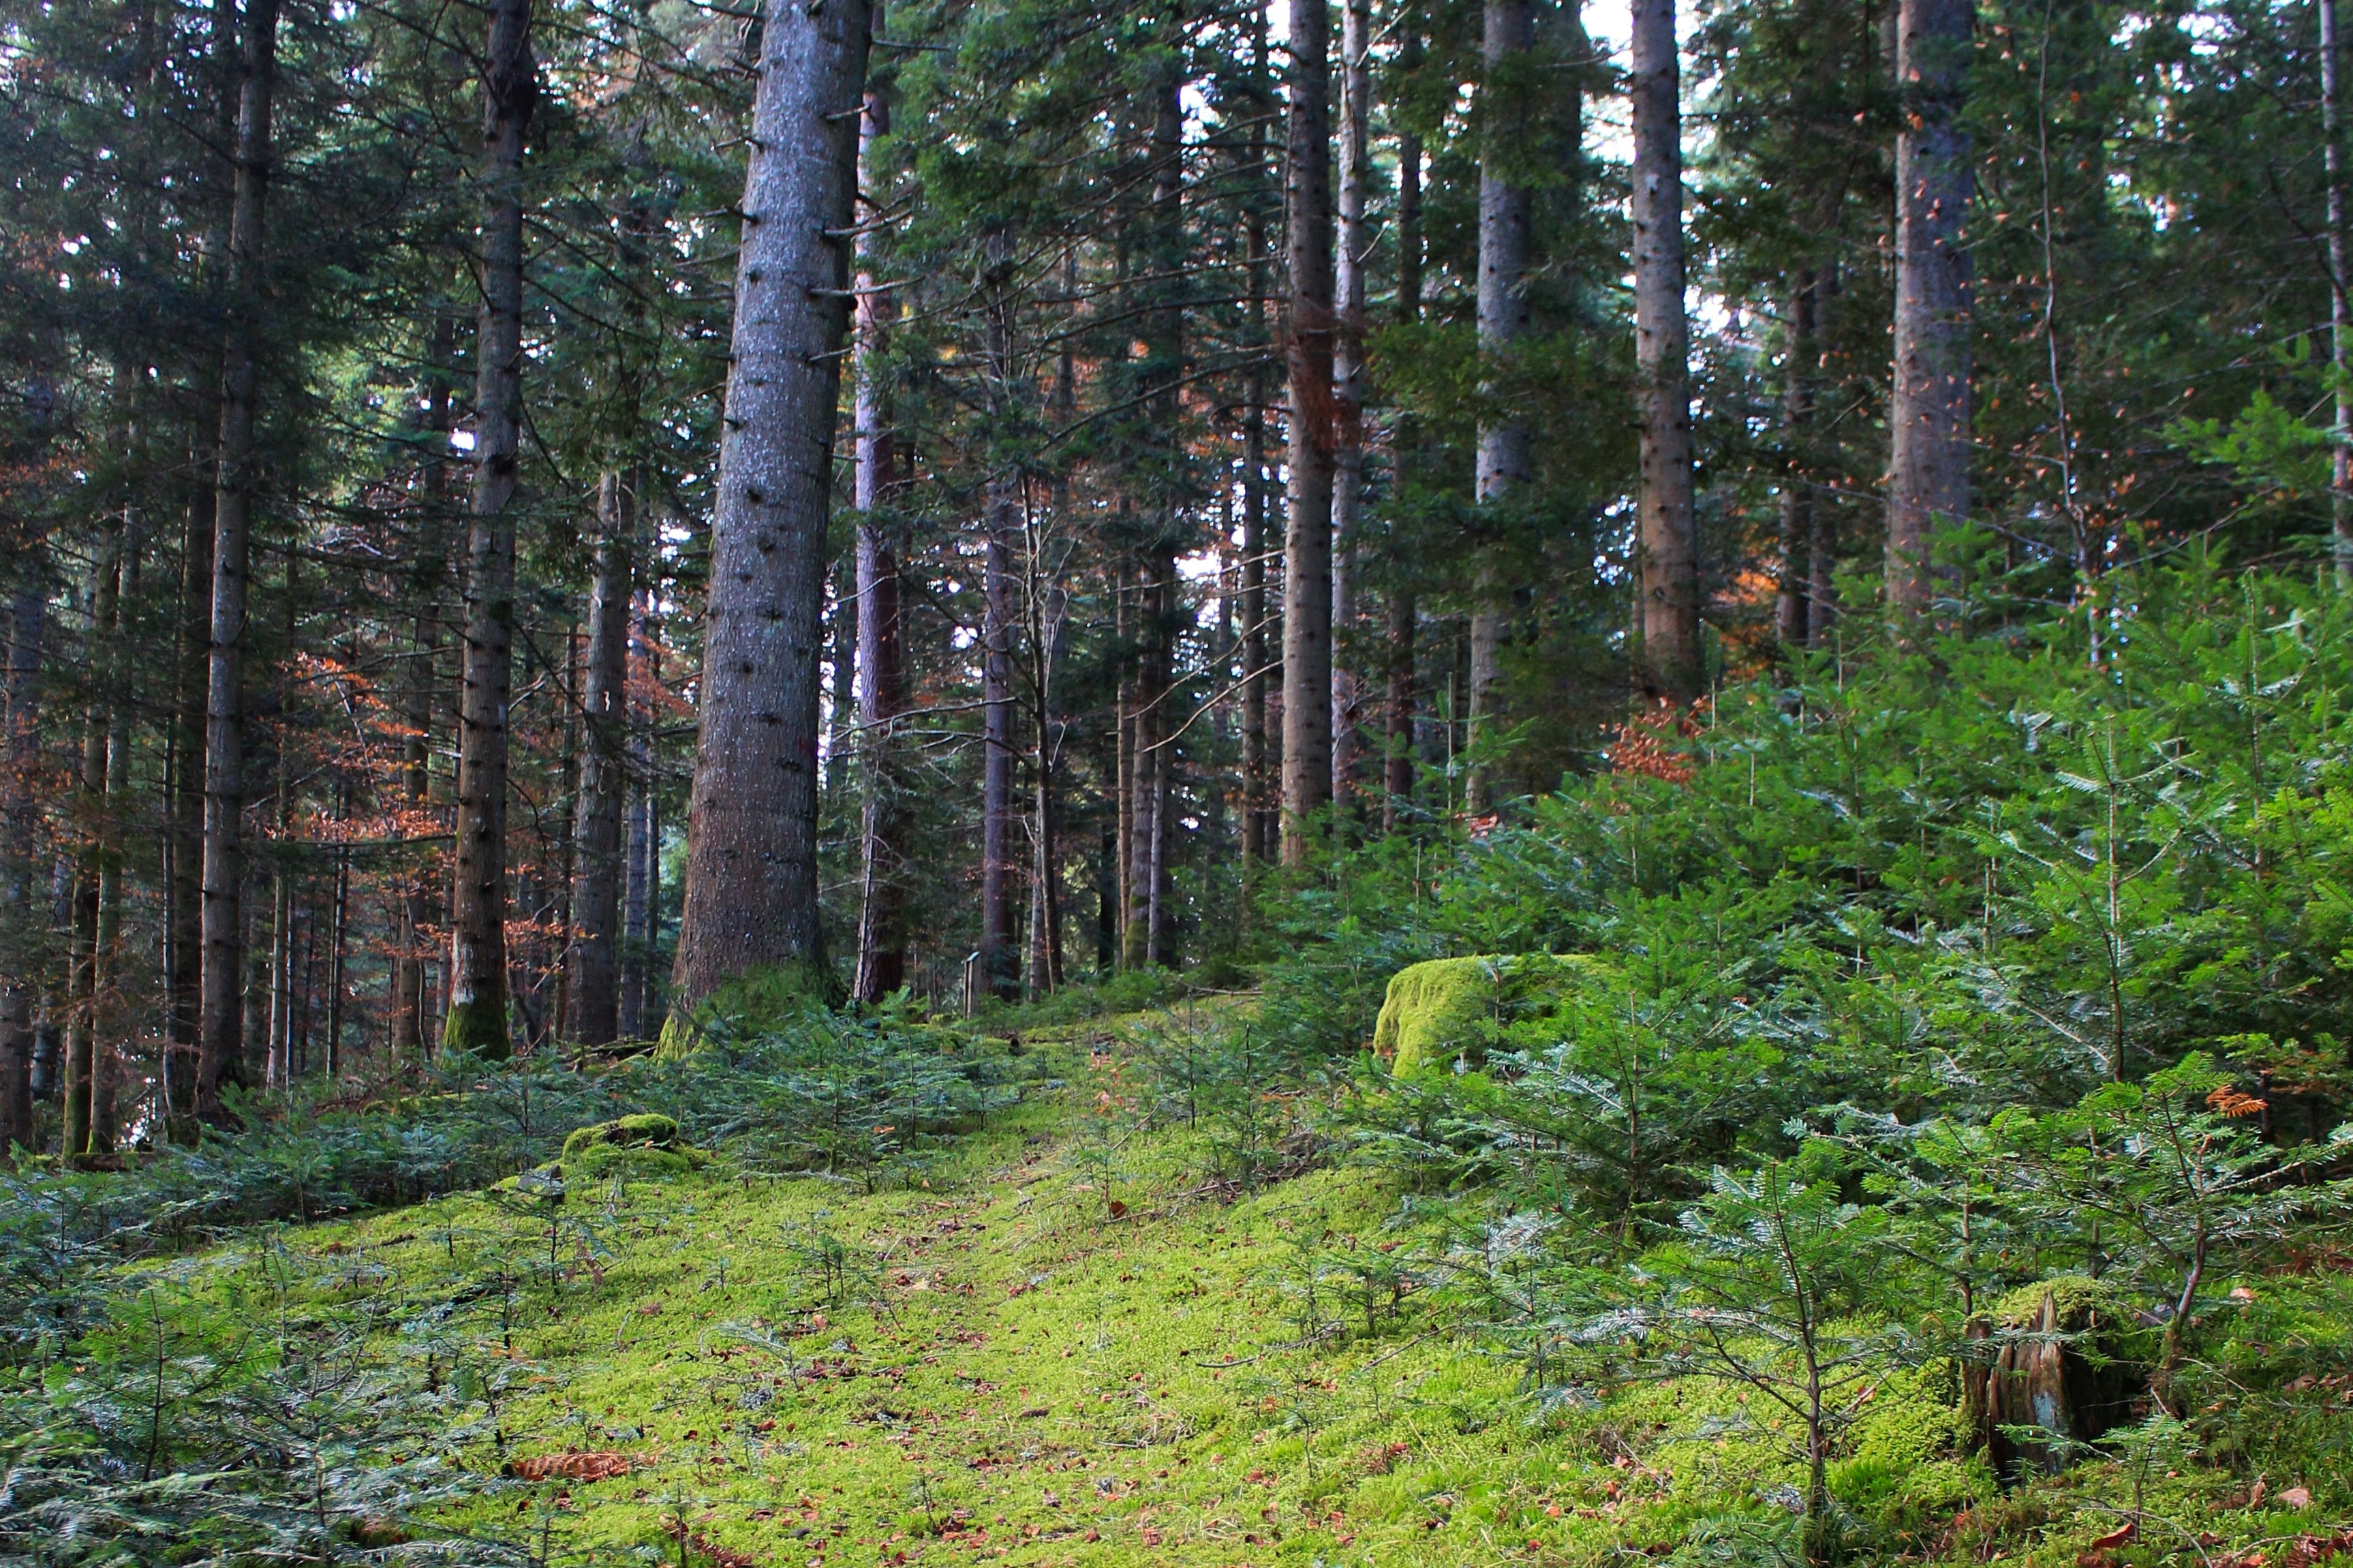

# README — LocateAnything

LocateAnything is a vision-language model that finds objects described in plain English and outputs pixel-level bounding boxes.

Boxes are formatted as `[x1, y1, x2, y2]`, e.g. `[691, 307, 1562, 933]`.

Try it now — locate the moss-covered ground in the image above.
[258, 1018, 2349, 1568]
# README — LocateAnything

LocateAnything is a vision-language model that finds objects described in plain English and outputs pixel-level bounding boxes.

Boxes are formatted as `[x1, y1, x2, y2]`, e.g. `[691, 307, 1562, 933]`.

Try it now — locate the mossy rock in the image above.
[560, 1113, 681, 1160]
[569, 1141, 708, 1181]
[1373, 953, 1607, 1076]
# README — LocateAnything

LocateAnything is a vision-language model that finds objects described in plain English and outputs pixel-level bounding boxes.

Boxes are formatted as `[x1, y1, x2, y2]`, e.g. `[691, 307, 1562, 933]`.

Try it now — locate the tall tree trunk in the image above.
[673, 0, 874, 1012]
[1330, 0, 1371, 813]
[1632, 0, 1700, 702]
[1886, 0, 1972, 615]
[1124, 561, 1170, 970]
[91, 517, 137, 1148]
[1280, 0, 1335, 863]
[1385, 106, 1422, 831]
[1469, 0, 1535, 810]
[391, 311, 452, 1066]
[2324, 0, 2350, 583]
[1028, 579, 1066, 998]
[198, 0, 279, 1121]
[568, 471, 634, 1045]
[65, 517, 121, 1156]
[166, 459, 210, 1130]
[979, 241, 1021, 1002]
[851, 94, 908, 1004]
[445, 0, 536, 1058]
[1777, 268, 1819, 649]
[1, 582, 43, 1151]
[1240, 8, 1274, 873]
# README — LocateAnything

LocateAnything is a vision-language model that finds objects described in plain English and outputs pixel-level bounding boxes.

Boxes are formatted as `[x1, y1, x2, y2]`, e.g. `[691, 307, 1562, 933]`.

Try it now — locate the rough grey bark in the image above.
[1631, 0, 1700, 702]
[1887, 0, 1973, 615]
[852, 87, 909, 1005]
[1330, 0, 1371, 811]
[1468, 0, 1535, 811]
[1240, 7, 1274, 870]
[673, 0, 874, 1011]
[444, 0, 536, 1058]
[1385, 87, 1423, 833]
[979, 234, 1021, 1001]
[390, 313, 451, 1064]
[65, 515, 121, 1156]
[1123, 563, 1170, 971]
[198, 0, 279, 1120]
[2325, 0, 2350, 583]
[92, 518, 138, 1146]
[1, 582, 42, 1150]
[1777, 268, 1819, 648]
[166, 459, 210, 1126]
[1280, 0, 1335, 862]
[567, 471, 634, 1045]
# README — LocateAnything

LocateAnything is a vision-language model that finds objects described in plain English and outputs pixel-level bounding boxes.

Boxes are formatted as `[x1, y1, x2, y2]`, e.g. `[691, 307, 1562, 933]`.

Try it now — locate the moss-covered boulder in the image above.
[561, 1113, 681, 1160]
[1372, 953, 1605, 1076]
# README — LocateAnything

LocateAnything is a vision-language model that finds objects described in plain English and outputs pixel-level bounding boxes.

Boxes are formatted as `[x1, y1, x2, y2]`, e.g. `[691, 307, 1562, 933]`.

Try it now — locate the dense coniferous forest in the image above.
[2, 1, 2352, 1565]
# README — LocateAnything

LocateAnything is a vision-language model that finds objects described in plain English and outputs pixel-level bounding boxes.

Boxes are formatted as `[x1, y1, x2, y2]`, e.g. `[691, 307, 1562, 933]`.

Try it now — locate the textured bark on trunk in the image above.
[198, 0, 280, 1120]
[1329, 0, 1370, 812]
[0, 583, 41, 1151]
[166, 461, 210, 1128]
[91, 519, 137, 1147]
[852, 87, 909, 1004]
[1467, 0, 1533, 814]
[979, 237, 1021, 1001]
[444, 0, 536, 1058]
[1124, 562, 1171, 970]
[1631, 0, 1700, 703]
[2326, 0, 2349, 582]
[621, 721, 654, 1033]
[1777, 268, 1819, 649]
[1385, 103, 1421, 833]
[390, 313, 452, 1064]
[673, 0, 874, 1011]
[1280, 0, 1334, 862]
[568, 472, 634, 1045]
[1240, 13, 1273, 871]
[1887, 0, 1972, 615]
[65, 517, 121, 1156]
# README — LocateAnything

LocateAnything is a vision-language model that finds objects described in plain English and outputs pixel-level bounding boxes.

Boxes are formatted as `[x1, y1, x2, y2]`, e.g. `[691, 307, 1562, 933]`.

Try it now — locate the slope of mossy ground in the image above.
[255, 1016, 2348, 1568]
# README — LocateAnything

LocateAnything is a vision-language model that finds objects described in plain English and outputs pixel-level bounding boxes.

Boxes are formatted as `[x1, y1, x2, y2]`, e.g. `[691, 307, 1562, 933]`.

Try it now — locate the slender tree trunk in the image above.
[198, 0, 279, 1120]
[979, 238, 1022, 1002]
[1028, 580, 1066, 998]
[1469, 0, 1535, 809]
[0, 581, 43, 1152]
[445, 0, 536, 1058]
[1385, 109, 1422, 831]
[1240, 15, 1274, 872]
[91, 518, 136, 1148]
[65, 517, 121, 1156]
[568, 472, 634, 1045]
[673, 0, 874, 1011]
[1330, 0, 1370, 812]
[391, 311, 452, 1065]
[1114, 565, 1135, 957]
[1777, 268, 1819, 649]
[166, 462, 210, 1130]
[1631, 0, 1700, 702]
[1886, 0, 1973, 615]
[2324, 0, 2350, 584]
[1280, 0, 1335, 862]
[851, 83, 908, 1004]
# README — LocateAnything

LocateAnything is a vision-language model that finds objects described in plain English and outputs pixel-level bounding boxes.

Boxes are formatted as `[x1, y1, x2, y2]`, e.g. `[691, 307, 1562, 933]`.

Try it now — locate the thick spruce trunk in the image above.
[1631, 0, 1700, 702]
[0, 583, 41, 1150]
[852, 86, 909, 1004]
[198, 0, 280, 1120]
[1240, 16, 1273, 872]
[568, 472, 634, 1044]
[1279, 0, 1334, 863]
[1330, 0, 1371, 812]
[444, 0, 536, 1058]
[673, 0, 874, 1012]
[1777, 268, 1819, 649]
[1469, 0, 1534, 811]
[1886, 0, 1972, 615]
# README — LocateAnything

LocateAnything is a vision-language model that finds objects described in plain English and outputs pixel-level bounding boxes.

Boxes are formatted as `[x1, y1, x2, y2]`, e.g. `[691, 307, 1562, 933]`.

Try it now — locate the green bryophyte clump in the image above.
[1372, 953, 1607, 1076]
